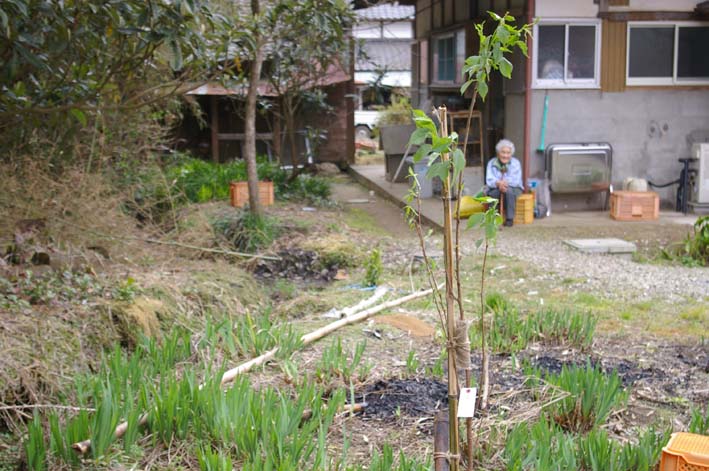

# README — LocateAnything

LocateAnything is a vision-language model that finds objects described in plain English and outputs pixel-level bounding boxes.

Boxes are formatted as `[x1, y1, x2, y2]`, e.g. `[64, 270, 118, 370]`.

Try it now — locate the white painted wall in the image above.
[626, 0, 697, 11]
[355, 71, 412, 87]
[536, 0, 598, 19]
[536, 0, 698, 17]
[383, 21, 413, 39]
[354, 21, 381, 39]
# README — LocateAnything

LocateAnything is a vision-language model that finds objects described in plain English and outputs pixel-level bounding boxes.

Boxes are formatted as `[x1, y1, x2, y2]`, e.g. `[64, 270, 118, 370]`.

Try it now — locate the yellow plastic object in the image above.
[514, 193, 534, 225]
[660, 433, 709, 471]
[456, 195, 485, 219]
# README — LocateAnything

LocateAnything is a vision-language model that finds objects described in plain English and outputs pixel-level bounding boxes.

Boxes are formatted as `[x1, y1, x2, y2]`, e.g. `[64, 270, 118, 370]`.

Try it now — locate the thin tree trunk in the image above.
[284, 98, 301, 182]
[244, 0, 264, 216]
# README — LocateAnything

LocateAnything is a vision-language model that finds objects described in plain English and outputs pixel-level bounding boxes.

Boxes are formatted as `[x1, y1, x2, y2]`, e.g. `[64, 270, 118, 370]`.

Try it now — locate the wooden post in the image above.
[210, 95, 219, 163]
[434, 411, 451, 471]
[439, 105, 460, 471]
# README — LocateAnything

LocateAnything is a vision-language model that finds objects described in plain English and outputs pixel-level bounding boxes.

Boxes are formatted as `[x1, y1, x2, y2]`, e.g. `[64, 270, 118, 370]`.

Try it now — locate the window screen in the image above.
[437, 36, 455, 82]
[568, 26, 596, 79]
[628, 27, 674, 78]
[677, 26, 709, 80]
[537, 25, 565, 80]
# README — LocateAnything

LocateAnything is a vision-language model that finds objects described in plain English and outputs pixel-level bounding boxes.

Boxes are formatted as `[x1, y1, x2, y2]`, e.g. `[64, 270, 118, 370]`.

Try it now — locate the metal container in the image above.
[545, 143, 612, 193]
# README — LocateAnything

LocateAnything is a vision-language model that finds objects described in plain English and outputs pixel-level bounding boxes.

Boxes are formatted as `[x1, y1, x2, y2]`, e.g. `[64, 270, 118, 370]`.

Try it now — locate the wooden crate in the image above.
[229, 181, 274, 208]
[514, 193, 534, 225]
[610, 191, 659, 221]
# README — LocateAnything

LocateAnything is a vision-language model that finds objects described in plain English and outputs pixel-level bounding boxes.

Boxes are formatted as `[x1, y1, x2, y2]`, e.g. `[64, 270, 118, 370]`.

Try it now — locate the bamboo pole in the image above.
[438, 105, 460, 471]
[72, 285, 440, 454]
[434, 411, 451, 471]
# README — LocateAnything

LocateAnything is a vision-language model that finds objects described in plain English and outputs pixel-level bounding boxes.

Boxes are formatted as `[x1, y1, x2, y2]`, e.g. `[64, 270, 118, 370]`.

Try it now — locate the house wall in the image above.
[353, 21, 381, 38]
[383, 21, 414, 39]
[312, 82, 355, 166]
[355, 20, 413, 39]
[523, 89, 709, 206]
[623, 0, 697, 11]
[535, 0, 597, 18]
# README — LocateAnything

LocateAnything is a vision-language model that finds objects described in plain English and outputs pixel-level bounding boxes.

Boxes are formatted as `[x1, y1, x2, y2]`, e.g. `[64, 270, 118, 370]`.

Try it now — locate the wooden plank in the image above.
[601, 20, 626, 93]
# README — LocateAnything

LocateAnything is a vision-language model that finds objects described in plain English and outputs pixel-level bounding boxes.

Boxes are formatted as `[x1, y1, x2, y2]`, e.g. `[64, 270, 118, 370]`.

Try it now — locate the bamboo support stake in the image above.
[72, 285, 440, 454]
[434, 411, 451, 471]
[438, 105, 460, 471]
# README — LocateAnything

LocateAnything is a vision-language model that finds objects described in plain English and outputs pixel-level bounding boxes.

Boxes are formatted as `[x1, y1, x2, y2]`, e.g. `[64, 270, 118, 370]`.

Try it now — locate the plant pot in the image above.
[379, 124, 416, 156]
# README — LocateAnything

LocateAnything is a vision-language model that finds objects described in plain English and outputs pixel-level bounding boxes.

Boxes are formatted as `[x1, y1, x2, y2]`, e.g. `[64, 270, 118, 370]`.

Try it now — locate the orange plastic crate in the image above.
[514, 193, 534, 225]
[610, 191, 659, 221]
[229, 181, 274, 208]
[660, 433, 709, 471]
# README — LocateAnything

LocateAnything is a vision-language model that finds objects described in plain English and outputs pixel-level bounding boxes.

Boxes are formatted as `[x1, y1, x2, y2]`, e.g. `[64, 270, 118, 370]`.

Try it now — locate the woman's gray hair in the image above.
[495, 138, 515, 155]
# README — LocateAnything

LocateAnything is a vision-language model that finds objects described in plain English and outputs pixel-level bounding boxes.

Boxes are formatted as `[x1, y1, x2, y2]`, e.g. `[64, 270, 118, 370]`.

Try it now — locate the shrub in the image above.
[375, 97, 413, 127]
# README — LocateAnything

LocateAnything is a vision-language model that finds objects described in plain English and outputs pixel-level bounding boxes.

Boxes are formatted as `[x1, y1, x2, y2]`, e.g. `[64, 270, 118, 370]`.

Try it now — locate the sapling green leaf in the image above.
[467, 213, 485, 229]
[451, 148, 466, 182]
[409, 127, 429, 146]
[426, 161, 450, 181]
[413, 143, 432, 163]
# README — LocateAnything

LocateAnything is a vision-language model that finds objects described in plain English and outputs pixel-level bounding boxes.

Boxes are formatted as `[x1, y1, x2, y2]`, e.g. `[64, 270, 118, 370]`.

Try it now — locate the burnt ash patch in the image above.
[359, 379, 448, 419]
[254, 249, 337, 282]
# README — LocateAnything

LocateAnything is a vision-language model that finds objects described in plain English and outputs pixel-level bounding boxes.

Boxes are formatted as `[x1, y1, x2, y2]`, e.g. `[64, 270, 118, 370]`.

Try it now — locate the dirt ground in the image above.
[1, 172, 707, 469]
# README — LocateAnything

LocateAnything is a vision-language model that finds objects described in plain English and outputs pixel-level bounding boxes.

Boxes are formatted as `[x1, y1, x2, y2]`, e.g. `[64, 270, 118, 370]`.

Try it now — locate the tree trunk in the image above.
[284, 98, 301, 183]
[244, 0, 264, 216]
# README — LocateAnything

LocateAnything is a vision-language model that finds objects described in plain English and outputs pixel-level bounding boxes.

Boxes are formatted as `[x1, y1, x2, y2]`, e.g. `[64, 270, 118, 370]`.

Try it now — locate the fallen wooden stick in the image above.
[72, 285, 439, 454]
[324, 285, 388, 318]
[220, 285, 440, 385]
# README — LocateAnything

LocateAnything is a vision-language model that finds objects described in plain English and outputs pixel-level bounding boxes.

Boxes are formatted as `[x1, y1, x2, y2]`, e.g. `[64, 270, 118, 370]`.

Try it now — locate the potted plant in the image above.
[377, 98, 416, 182]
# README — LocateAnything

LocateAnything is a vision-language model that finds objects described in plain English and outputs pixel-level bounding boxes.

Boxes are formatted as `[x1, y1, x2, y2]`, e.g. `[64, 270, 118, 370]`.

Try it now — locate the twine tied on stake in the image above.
[451, 321, 471, 371]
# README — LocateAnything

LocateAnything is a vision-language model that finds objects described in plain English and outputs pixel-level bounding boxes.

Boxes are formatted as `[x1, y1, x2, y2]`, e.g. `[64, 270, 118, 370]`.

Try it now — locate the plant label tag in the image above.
[457, 387, 476, 418]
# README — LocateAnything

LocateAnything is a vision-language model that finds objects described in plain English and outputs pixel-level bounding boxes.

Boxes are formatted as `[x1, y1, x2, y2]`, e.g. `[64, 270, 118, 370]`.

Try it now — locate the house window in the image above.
[627, 22, 709, 85]
[432, 30, 465, 83]
[533, 21, 601, 88]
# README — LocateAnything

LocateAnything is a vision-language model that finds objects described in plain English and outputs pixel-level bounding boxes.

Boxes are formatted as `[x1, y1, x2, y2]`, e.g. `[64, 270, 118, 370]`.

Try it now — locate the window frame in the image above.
[532, 19, 602, 90]
[626, 21, 709, 86]
[431, 29, 465, 85]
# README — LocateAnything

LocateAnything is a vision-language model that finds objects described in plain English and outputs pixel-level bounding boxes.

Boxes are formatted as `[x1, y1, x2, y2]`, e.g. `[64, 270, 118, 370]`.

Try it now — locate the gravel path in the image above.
[491, 232, 709, 302]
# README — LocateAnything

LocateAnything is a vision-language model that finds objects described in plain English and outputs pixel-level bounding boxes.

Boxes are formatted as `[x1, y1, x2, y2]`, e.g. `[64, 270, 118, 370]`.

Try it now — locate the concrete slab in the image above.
[563, 238, 637, 254]
[348, 163, 701, 231]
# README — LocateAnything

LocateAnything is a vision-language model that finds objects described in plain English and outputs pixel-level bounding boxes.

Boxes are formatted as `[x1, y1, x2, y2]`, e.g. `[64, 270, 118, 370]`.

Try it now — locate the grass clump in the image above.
[505, 418, 669, 471]
[525, 362, 627, 433]
[689, 406, 709, 435]
[662, 216, 709, 266]
[355, 444, 431, 471]
[470, 302, 596, 354]
[316, 338, 372, 385]
[211, 208, 281, 253]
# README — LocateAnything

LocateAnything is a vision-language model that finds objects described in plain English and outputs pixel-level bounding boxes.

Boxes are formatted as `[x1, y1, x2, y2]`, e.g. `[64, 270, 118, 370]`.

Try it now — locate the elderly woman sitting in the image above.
[486, 139, 523, 227]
